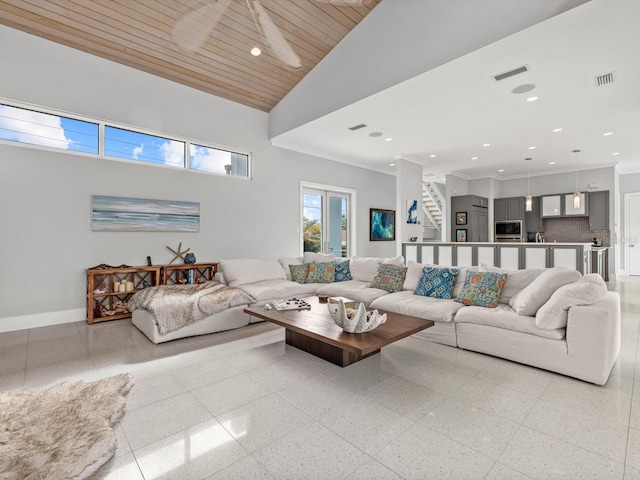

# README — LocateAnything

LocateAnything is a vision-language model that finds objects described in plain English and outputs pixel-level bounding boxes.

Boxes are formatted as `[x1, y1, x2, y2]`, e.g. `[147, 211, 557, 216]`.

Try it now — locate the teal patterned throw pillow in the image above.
[414, 267, 459, 299]
[289, 263, 310, 284]
[334, 260, 352, 282]
[370, 264, 408, 293]
[307, 261, 336, 283]
[455, 271, 507, 308]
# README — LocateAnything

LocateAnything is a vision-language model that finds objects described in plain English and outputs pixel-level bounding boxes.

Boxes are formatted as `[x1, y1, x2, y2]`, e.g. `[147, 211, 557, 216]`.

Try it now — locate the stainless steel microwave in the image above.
[495, 220, 522, 242]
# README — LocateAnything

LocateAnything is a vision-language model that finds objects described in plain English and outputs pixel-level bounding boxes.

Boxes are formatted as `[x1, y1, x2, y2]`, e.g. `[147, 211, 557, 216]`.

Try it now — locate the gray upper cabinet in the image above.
[589, 190, 610, 230]
[525, 196, 543, 232]
[563, 192, 588, 216]
[541, 195, 562, 217]
[494, 197, 525, 221]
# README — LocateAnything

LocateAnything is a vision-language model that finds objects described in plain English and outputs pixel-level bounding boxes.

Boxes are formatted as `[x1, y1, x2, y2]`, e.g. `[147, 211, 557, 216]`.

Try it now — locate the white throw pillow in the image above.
[509, 267, 582, 316]
[480, 264, 546, 304]
[349, 255, 404, 282]
[403, 260, 428, 291]
[278, 256, 303, 280]
[219, 258, 286, 287]
[303, 252, 336, 264]
[535, 274, 608, 330]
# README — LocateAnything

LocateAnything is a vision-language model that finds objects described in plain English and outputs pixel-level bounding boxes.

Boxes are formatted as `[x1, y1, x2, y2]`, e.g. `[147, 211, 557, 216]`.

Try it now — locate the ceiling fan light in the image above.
[526, 195, 533, 212]
[573, 191, 581, 209]
[251, 46, 262, 56]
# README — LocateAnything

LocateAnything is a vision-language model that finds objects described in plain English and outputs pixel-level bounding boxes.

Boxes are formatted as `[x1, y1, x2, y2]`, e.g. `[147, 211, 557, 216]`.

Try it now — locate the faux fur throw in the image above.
[0, 373, 134, 480]
[127, 280, 255, 335]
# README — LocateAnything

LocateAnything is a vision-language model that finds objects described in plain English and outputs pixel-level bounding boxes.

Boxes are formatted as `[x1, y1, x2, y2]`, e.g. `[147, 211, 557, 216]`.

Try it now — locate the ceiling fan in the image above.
[172, 0, 369, 70]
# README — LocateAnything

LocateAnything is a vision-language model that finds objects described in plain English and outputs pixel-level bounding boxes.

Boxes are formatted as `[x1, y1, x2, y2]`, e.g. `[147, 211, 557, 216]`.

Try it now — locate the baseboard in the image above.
[0, 308, 85, 333]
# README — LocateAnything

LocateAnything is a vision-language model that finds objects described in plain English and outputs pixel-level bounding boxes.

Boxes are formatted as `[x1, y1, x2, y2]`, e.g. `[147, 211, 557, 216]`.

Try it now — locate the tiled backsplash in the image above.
[542, 217, 610, 245]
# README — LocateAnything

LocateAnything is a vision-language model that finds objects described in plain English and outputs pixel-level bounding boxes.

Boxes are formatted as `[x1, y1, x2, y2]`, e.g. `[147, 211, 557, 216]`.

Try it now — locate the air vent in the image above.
[348, 123, 367, 131]
[493, 65, 529, 82]
[595, 72, 615, 86]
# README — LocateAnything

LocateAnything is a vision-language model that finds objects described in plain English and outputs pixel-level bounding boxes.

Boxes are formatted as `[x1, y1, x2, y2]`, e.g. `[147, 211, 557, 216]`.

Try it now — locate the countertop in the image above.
[404, 242, 594, 247]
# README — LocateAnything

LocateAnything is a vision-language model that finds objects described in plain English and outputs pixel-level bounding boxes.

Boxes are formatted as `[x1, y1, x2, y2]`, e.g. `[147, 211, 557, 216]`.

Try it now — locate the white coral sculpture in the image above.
[329, 299, 387, 333]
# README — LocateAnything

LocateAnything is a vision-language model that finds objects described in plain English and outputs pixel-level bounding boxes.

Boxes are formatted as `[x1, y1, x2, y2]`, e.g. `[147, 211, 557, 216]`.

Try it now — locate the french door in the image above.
[302, 187, 350, 257]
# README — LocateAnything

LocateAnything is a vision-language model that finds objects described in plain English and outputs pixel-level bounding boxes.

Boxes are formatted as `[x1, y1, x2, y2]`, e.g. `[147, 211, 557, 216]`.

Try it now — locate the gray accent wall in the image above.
[0, 26, 395, 324]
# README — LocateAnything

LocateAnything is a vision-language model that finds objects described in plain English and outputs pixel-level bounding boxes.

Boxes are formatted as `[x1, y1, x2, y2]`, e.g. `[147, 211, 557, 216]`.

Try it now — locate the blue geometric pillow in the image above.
[414, 267, 459, 299]
[334, 260, 352, 282]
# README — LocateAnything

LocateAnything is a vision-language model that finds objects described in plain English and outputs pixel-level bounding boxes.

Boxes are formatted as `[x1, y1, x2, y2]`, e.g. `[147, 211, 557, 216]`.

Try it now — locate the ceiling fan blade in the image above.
[172, 0, 233, 53]
[251, 0, 302, 69]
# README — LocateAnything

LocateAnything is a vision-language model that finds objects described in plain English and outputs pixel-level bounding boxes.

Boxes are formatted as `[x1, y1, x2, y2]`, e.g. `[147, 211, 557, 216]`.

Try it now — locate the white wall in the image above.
[619, 172, 640, 273]
[395, 159, 423, 252]
[0, 26, 396, 327]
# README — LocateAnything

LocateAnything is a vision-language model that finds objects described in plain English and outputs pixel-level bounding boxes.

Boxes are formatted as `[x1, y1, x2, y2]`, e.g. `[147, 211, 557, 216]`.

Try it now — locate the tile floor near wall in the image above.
[1, 277, 639, 480]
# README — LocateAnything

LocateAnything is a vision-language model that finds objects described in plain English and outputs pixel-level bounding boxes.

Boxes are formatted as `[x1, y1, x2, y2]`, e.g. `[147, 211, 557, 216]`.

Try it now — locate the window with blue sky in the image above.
[0, 103, 98, 154]
[0, 101, 250, 178]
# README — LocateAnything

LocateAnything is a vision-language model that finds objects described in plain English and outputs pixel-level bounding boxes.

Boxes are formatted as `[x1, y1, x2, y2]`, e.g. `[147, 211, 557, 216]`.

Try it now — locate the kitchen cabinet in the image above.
[564, 193, 588, 216]
[494, 197, 525, 221]
[525, 196, 543, 232]
[589, 190, 609, 230]
[450, 195, 488, 242]
[541, 195, 562, 217]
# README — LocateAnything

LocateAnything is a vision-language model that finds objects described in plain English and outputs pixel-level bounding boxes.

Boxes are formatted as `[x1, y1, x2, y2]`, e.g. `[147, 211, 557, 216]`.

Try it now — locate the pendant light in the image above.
[572, 149, 581, 209]
[525, 157, 533, 212]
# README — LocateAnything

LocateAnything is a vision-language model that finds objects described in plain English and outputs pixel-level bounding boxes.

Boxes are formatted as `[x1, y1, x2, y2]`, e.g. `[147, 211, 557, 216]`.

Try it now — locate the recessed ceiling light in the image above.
[526, 96, 539, 102]
[603, 132, 613, 136]
[250, 46, 261, 56]
[528, 146, 536, 150]
[471, 156, 478, 160]
[389, 163, 396, 166]
[384, 137, 392, 142]
[549, 161, 556, 165]
[498, 169, 504, 172]
[369, 132, 383, 137]
[511, 84, 536, 94]
[429, 154, 436, 158]
[612, 152, 620, 156]
[483, 143, 491, 147]
[553, 128, 563, 132]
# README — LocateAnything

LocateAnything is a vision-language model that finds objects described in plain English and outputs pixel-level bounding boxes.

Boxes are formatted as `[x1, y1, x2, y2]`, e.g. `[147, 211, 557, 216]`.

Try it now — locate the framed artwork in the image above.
[456, 229, 467, 242]
[456, 211, 467, 225]
[91, 195, 200, 232]
[370, 208, 395, 241]
[406, 199, 418, 224]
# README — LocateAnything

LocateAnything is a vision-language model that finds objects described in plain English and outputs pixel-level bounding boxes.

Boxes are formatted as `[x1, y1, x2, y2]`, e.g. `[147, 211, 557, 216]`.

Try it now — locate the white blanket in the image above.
[127, 281, 255, 335]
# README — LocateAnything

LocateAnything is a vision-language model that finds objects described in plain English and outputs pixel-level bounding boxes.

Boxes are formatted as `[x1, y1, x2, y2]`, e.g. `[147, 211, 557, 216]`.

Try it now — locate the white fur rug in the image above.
[0, 373, 134, 480]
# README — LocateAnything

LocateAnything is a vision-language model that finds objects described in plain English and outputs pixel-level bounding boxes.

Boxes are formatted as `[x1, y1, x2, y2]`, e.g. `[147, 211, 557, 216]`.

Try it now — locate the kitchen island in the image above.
[402, 242, 593, 274]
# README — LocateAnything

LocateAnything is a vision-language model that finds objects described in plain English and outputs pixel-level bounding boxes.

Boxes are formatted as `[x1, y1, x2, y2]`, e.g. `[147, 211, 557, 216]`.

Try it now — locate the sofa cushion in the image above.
[350, 255, 404, 282]
[279, 256, 303, 280]
[289, 263, 310, 284]
[303, 252, 336, 264]
[307, 261, 336, 283]
[316, 280, 388, 306]
[455, 271, 506, 308]
[535, 273, 608, 330]
[480, 265, 546, 304]
[370, 291, 464, 323]
[414, 267, 459, 299]
[454, 304, 565, 340]
[509, 267, 582, 316]
[238, 279, 318, 303]
[370, 264, 407, 293]
[219, 258, 286, 287]
[334, 260, 352, 282]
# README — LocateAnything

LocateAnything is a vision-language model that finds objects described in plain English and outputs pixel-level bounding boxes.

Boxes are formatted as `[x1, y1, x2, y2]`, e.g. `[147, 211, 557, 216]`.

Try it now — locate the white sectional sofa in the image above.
[133, 254, 620, 385]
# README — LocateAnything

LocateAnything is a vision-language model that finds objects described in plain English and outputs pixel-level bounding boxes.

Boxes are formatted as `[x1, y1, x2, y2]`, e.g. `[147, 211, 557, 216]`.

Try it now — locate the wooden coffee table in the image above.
[244, 296, 434, 367]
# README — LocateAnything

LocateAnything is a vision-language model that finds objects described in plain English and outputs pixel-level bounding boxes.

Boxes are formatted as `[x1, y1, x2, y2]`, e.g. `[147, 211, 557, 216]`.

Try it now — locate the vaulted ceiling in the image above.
[0, 0, 379, 112]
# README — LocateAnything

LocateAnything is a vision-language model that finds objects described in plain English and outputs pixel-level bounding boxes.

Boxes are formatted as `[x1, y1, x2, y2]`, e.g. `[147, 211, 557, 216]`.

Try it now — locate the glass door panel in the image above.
[302, 188, 349, 257]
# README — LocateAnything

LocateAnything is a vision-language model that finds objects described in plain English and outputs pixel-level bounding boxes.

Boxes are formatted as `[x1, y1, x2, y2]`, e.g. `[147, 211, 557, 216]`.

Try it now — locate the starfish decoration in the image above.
[166, 242, 190, 264]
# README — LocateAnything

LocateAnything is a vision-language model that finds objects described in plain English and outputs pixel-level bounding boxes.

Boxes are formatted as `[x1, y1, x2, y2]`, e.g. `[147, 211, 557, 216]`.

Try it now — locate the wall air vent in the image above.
[493, 65, 529, 82]
[348, 123, 367, 131]
[595, 72, 615, 87]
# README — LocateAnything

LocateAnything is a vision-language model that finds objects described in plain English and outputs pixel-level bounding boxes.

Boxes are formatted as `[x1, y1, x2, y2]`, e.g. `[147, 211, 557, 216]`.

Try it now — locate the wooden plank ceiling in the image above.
[0, 0, 380, 111]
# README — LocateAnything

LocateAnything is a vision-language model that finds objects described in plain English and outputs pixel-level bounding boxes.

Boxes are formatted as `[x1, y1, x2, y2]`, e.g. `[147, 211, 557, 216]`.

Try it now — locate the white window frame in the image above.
[0, 97, 252, 180]
[300, 181, 357, 257]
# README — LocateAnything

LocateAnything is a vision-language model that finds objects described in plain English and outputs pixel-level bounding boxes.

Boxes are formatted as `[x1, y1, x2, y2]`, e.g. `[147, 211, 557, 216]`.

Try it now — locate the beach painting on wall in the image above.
[91, 195, 200, 232]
